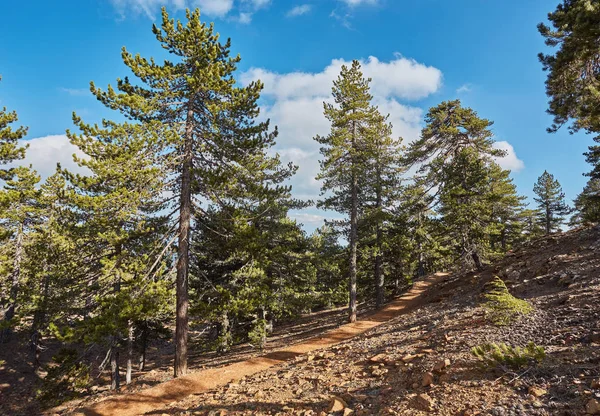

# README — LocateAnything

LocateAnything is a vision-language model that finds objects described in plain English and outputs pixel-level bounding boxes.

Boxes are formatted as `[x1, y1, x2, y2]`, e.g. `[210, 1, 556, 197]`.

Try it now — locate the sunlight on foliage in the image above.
[482, 276, 533, 325]
[471, 342, 545, 369]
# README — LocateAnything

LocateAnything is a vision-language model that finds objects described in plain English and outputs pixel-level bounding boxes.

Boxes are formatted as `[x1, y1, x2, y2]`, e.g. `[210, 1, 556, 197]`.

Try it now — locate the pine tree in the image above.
[315, 60, 389, 322]
[0, 76, 27, 179]
[487, 163, 526, 253]
[539, 1, 600, 178]
[58, 115, 172, 389]
[0, 76, 32, 342]
[405, 100, 506, 270]
[90, 7, 294, 376]
[0, 166, 40, 342]
[363, 123, 404, 308]
[570, 178, 600, 226]
[533, 170, 571, 234]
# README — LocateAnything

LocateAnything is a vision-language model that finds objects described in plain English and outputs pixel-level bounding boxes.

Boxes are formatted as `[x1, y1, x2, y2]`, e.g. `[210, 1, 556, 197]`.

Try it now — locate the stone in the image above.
[587, 399, 600, 414]
[328, 396, 348, 413]
[528, 386, 547, 397]
[401, 354, 417, 363]
[369, 353, 388, 363]
[591, 379, 600, 389]
[412, 393, 434, 412]
[433, 358, 451, 372]
[422, 372, 434, 387]
[343, 408, 354, 416]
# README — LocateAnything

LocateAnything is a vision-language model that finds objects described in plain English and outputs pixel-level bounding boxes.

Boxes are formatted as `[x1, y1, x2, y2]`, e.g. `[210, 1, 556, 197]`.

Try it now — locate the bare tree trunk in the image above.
[138, 324, 148, 371]
[126, 320, 134, 384]
[110, 340, 120, 391]
[217, 310, 230, 353]
[30, 273, 49, 371]
[1, 225, 24, 343]
[348, 120, 358, 324]
[375, 163, 384, 309]
[472, 251, 483, 271]
[175, 104, 194, 378]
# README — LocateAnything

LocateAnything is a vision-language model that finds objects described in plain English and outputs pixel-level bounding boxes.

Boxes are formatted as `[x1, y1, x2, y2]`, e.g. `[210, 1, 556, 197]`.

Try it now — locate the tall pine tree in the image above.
[90, 7, 294, 376]
[315, 60, 390, 322]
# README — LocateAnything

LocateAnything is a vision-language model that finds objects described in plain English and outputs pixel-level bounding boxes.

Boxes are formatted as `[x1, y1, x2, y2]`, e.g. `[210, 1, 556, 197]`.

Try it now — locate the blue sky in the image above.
[0, 0, 590, 232]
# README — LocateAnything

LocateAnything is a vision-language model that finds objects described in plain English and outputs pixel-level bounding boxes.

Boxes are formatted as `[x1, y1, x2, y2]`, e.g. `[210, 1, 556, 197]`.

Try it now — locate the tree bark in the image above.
[375, 161, 385, 309]
[110, 340, 120, 391]
[138, 324, 148, 371]
[30, 273, 49, 371]
[1, 225, 24, 343]
[126, 320, 134, 384]
[348, 120, 358, 323]
[175, 104, 194, 378]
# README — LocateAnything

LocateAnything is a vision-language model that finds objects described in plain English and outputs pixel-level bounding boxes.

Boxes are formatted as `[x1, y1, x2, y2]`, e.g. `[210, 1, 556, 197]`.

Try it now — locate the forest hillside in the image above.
[42, 225, 600, 415]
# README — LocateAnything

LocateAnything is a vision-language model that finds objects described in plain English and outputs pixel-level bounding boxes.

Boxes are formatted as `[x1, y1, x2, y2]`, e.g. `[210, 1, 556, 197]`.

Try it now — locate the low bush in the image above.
[482, 276, 533, 325]
[471, 341, 545, 370]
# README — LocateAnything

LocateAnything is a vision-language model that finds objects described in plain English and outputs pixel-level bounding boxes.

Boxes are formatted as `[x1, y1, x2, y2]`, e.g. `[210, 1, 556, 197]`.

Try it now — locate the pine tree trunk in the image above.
[139, 324, 148, 371]
[126, 320, 134, 384]
[546, 205, 551, 235]
[1, 225, 23, 343]
[375, 167, 384, 309]
[472, 251, 483, 271]
[348, 121, 358, 324]
[110, 340, 120, 391]
[175, 104, 194, 378]
[218, 309, 230, 353]
[30, 274, 49, 371]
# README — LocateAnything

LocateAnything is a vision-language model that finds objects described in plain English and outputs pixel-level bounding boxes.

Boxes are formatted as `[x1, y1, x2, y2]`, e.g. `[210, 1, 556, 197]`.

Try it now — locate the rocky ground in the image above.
[149, 227, 600, 416]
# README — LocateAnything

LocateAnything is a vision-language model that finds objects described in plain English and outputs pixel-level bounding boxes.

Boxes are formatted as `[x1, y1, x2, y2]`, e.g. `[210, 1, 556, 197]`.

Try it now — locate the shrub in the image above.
[471, 342, 545, 370]
[482, 276, 533, 325]
[37, 348, 90, 407]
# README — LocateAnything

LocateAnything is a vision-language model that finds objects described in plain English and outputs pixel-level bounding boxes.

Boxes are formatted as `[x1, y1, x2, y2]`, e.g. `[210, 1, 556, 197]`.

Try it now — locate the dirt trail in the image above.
[73, 273, 446, 416]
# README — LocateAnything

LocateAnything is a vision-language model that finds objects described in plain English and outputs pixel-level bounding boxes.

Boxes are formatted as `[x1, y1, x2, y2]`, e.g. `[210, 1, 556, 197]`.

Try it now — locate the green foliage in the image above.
[247, 318, 268, 350]
[471, 342, 546, 370]
[533, 170, 571, 234]
[482, 276, 533, 325]
[37, 348, 90, 407]
[571, 178, 600, 226]
[538, 1, 600, 179]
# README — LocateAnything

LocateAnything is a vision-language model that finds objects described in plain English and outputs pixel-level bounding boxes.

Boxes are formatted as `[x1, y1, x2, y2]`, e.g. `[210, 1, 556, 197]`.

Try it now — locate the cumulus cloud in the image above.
[242, 56, 442, 101]
[196, 0, 235, 16]
[493, 141, 525, 172]
[287, 4, 312, 17]
[242, 55, 442, 229]
[9, 135, 87, 180]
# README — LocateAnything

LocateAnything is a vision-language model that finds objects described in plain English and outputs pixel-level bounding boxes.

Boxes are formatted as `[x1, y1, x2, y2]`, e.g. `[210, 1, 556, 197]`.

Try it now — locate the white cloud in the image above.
[242, 55, 442, 221]
[9, 135, 87, 180]
[195, 0, 234, 16]
[242, 56, 442, 101]
[493, 141, 525, 172]
[456, 83, 472, 94]
[237, 12, 253, 23]
[287, 4, 312, 17]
